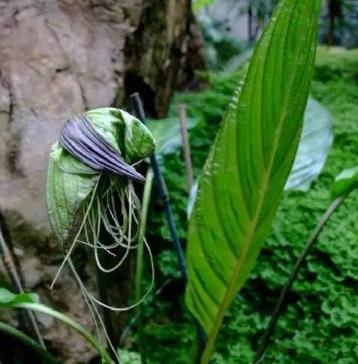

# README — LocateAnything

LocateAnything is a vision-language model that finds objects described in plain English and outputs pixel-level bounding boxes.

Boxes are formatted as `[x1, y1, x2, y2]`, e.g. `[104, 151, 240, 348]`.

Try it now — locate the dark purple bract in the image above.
[59, 115, 144, 183]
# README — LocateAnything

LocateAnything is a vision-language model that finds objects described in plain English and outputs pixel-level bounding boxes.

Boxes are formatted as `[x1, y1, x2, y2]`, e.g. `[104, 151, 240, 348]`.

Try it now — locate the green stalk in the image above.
[14, 302, 114, 364]
[135, 168, 154, 363]
[0, 320, 58, 363]
[253, 195, 347, 363]
[0, 225, 45, 347]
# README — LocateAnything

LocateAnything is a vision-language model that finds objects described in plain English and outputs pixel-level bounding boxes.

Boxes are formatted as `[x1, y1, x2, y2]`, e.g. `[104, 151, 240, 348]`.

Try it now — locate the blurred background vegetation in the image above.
[194, 0, 358, 70]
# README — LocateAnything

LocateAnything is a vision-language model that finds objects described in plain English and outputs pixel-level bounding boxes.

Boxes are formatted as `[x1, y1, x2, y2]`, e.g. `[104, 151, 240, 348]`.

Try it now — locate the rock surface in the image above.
[0, 1, 202, 362]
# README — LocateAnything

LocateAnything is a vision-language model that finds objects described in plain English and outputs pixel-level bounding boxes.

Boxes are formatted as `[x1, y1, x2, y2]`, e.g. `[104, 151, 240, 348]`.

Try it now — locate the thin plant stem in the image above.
[0, 320, 58, 364]
[135, 168, 154, 301]
[130, 93, 187, 280]
[119, 278, 173, 344]
[177, 104, 208, 362]
[253, 195, 347, 364]
[178, 103, 194, 192]
[14, 302, 114, 364]
[95, 262, 117, 350]
[135, 168, 154, 364]
[0, 224, 45, 348]
[130, 93, 207, 354]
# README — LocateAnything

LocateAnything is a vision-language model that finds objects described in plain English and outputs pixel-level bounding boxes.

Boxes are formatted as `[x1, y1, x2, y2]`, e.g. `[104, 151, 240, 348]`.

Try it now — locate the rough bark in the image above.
[0, 0, 205, 362]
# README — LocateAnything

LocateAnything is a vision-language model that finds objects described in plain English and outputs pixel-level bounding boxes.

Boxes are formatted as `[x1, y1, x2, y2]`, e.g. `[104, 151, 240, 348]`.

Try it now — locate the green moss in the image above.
[140, 48, 358, 363]
[315, 47, 358, 82]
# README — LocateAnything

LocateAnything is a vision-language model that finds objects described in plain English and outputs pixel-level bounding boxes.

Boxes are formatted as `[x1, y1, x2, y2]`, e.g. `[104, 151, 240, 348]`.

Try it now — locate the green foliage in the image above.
[149, 73, 334, 244]
[185, 2, 321, 361]
[198, 12, 250, 70]
[118, 350, 142, 364]
[0, 288, 114, 364]
[143, 46, 358, 363]
[47, 147, 99, 242]
[331, 165, 358, 198]
[140, 311, 196, 363]
[193, 0, 215, 13]
[315, 47, 358, 82]
[0, 288, 38, 308]
[186, 97, 334, 212]
[146, 117, 198, 157]
[148, 70, 248, 242]
[158, 250, 182, 280]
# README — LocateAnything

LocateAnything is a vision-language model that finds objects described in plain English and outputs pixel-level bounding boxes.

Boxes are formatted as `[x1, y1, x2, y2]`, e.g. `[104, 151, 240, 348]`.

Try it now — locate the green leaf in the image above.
[3, 298, 114, 363]
[286, 97, 334, 191]
[47, 144, 99, 242]
[51, 142, 98, 175]
[87, 108, 156, 163]
[187, 98, 334, 215]
[185, 0, 322, 361]
[146, 117, 198, 156]
[0, 288, 38, 308]
[331, 166, 358, 199]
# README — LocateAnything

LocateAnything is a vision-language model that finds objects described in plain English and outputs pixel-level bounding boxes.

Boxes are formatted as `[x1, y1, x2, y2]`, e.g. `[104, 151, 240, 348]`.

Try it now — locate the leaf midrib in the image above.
[200, 9, 306, 363]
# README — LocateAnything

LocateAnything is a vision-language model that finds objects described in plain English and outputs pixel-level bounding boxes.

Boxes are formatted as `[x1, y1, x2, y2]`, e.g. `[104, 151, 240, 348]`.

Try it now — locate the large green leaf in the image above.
[286, 97, 333, 191]
[331, 165, 358, 199]
[187, 97, 333, 215]
[185, 0, 322, 361]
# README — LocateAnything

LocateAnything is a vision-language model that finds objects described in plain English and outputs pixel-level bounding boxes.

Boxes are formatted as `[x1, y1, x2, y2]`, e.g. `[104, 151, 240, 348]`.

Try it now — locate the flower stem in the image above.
[253, 195, 347, 364]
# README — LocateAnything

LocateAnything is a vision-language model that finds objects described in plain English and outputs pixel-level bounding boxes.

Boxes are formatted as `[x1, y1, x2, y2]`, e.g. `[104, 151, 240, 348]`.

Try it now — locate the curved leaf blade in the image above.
[331, 166, 358, 199]
[0, 288, 38, 308]
[185, 0, 322, 360]
[47, 144, 99, 242]
[187, 98, 334, 215]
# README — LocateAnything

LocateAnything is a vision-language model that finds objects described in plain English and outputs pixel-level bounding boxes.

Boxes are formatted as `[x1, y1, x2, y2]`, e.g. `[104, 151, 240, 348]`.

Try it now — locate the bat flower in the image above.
[46, 108, 156, 332]
[59, 115, 145, 183]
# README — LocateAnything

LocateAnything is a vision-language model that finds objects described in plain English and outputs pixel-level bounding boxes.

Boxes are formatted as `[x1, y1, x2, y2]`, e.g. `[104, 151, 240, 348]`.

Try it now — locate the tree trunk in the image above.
[248, 3, 254, 43]
[0, 1, 204, 362]
[327, 0, 343, 45]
